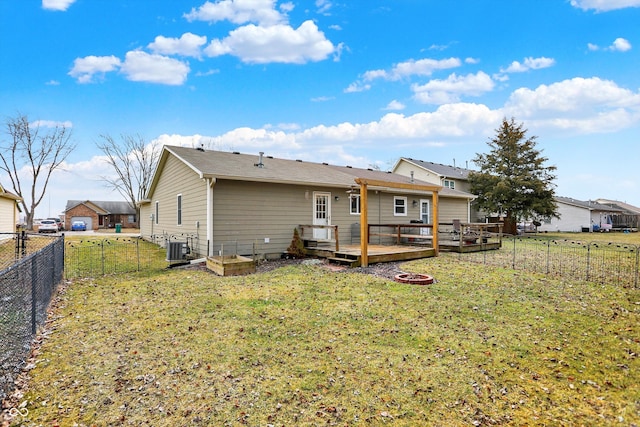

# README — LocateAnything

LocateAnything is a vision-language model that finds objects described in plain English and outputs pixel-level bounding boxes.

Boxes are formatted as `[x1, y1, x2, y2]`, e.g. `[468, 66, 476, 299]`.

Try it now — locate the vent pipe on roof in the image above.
[410, 171, 414, 183]
[255, 152, 264, 168]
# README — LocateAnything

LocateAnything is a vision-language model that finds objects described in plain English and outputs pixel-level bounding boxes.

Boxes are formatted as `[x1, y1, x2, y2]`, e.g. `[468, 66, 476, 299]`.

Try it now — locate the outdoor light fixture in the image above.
[412, 200, 418, 207]
[335, 196, 340, 201]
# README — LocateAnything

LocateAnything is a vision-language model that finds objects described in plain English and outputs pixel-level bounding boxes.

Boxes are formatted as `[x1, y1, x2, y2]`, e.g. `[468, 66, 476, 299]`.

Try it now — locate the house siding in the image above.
[538, 203, 590, 232]
[0, 197, 18, 232]
[142, 154, 208, 255]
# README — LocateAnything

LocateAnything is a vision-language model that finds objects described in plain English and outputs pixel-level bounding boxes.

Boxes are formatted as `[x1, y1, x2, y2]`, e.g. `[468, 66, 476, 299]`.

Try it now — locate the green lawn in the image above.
[9, 256, 640, 426]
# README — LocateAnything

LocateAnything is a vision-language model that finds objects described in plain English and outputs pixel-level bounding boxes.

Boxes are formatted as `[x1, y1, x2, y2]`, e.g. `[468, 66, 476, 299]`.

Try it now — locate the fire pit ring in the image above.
[394, 273, 434, 285]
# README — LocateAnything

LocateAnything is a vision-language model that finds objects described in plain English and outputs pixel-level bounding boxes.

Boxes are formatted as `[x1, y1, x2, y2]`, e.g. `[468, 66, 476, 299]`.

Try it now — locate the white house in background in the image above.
[0, 182, 22, 233]
[537, 197, 623, 233]
[392, 157, 479, 221]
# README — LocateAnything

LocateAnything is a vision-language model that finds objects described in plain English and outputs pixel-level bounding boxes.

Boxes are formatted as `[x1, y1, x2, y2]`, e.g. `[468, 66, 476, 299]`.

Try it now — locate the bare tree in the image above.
[96, 134, 161, 225]
[0, 113, 75, 229]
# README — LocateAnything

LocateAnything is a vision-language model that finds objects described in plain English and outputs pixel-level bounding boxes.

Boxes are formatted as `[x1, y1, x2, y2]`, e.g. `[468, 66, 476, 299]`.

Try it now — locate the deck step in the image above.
[328, 257, 361, 267]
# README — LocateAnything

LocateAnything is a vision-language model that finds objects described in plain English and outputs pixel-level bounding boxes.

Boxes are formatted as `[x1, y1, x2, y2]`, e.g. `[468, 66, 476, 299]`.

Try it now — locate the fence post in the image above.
[586, 243, 591, 282]
[136, 238, 140, 272]
[101, 240, 105, 276]
[512, 236, 516, 270]
[546, 240, 551, 274]
[31, 257, 37, 335]
[633, 246, 640, 288]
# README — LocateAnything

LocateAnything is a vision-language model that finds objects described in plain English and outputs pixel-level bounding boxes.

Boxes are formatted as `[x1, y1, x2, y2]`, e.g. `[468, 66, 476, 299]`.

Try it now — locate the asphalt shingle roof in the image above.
[163, 146, 474, 199]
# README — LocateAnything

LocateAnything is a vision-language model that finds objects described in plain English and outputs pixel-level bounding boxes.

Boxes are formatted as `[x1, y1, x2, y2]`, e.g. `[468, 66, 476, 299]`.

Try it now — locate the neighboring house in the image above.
[537, 197, 623, 232]
[392, 157, 480, 221]
[139, 146, 475, 259]
[64, 200, 137, 231]
[0, 182, 22, 233]
[595, 198, 640, 231]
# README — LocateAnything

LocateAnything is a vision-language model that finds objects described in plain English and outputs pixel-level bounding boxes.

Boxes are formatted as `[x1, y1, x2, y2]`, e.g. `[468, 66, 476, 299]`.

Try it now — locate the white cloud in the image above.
[32, 120, 73, 129]
[316, 0, 332, 14]
[311, 96, 335, 102]
[384, 100, 406, 111]
[589, 38, 633, 52]
[611, 37, 632, 51]
[68, 55, 122, 83]
[465, 57, 480, 64]
[204, 20, 335, 64]
[364, 57, 462, 82]
[501, 56, 555, 73]
[120, 51, 190, 85]
[42, 0, 76, 11]
[148, 33, 208, 58]
[504, 77, 640, 133]
[184, 0, 286, 26]
[412, 72, 495, 105]
[570, 0, 640, 11]
[344, 82, 371, 93]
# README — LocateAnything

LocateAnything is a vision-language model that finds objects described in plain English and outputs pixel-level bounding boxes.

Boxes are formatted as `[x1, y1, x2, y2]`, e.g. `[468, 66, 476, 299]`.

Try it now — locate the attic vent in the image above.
[267, 156, 273, 159]
[296, 159, 302, 162]
[255, 151, 265, 168]
[410, 171, 414, 183]
[346, 165, 352, 168]
[322, 162, 328, 165]
[367, 168, 373, 171]
[233, 151, 240, 155]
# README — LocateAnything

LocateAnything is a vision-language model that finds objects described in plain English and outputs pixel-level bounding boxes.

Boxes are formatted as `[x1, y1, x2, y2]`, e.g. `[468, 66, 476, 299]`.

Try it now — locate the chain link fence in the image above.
[64, 236, 168, 279]
[454, 235, 640, 288]
[0, 232, 64, 401]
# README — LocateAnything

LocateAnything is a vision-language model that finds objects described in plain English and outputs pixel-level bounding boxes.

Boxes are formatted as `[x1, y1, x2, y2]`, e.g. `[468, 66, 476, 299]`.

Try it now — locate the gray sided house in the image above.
[392, 157, 479, 221]
[537, 197, 623, 233]
[139, 146, 474, 259]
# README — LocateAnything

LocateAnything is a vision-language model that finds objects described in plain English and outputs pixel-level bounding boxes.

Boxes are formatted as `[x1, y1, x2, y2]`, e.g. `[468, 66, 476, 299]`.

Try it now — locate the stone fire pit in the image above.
[394, 273, 434, 285]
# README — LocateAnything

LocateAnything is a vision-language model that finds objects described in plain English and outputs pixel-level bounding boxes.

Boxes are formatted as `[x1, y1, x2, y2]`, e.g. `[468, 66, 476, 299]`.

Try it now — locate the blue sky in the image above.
[1, 0, 639, 219]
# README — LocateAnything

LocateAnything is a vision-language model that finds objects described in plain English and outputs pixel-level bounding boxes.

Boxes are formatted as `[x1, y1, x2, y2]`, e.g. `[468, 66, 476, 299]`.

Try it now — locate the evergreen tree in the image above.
[468, 118, 558, 234]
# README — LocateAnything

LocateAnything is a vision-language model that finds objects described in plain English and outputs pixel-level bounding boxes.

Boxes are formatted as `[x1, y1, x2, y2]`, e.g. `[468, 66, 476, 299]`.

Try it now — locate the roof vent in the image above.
[296, 159, 302, 162]
[346, 165, 352, 168]
[255, 151, 265, 168]
[233, 151, 240, 155]
[322, 162, 328, 165]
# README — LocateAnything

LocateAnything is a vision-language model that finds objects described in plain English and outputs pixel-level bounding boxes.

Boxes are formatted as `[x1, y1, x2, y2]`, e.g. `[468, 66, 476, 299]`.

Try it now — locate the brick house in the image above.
[64, 200, 138, 230]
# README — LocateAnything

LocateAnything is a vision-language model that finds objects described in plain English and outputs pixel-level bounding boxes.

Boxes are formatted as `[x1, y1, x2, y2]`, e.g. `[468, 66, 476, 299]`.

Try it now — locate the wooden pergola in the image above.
[355, 178, 441, 267]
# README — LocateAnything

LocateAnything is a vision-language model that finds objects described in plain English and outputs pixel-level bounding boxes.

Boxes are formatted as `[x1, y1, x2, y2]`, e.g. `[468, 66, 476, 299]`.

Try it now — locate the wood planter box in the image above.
[206, 255, 256, 276]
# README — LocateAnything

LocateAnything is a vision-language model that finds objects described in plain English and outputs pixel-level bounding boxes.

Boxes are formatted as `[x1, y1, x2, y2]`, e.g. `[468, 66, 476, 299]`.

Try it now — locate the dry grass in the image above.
[7, 257, 640, 426]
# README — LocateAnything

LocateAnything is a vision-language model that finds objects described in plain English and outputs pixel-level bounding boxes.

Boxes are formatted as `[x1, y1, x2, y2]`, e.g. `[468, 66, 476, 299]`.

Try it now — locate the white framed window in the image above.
[177, 194, 182, 226]
[128, 215, 136, 223]
[444, 180, 455, 189]
[349, 194, 360, 215]
[394, 196, 407, 216]
[155, 201, 159, 224]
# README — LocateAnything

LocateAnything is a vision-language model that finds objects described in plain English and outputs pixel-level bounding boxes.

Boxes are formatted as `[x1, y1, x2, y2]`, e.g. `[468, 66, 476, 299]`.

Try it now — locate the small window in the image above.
[128, 215, 136, 223]
[155, 201, 159, 224]
[394, 196, 407, 216]
[350, 194, 360, 215]
[177, 194, 182, 226]
[444, 180, 455, 189]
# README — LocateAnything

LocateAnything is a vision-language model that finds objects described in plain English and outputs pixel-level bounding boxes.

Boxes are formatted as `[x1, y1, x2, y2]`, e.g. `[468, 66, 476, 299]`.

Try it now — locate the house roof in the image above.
[595, 198, 640, 215]
[148, 146, 475, 200]
[555, 196, 624, 212]
[65, 200, 135, 215]
[0, 182, 22, 201]
[395, 157, 474, 180]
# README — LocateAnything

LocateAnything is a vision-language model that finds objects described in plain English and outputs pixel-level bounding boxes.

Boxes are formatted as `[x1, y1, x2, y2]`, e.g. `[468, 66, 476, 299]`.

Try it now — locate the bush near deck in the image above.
[10, 256, 639, 426]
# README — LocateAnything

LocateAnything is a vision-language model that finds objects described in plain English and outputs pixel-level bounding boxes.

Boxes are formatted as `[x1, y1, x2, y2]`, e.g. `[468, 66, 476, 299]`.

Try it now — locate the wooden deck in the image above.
[438, 239, 502, 253]
[305, 243, 436, 267]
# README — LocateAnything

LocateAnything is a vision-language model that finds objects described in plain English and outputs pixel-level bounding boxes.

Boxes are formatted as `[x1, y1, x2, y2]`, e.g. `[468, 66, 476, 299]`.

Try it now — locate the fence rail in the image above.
[455, 235, 640, 288]
[0, 233, 64, 401]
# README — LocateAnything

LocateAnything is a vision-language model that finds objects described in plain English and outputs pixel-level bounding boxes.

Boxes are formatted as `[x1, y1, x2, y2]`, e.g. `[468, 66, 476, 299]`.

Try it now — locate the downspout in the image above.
[206, 178, 216, 256]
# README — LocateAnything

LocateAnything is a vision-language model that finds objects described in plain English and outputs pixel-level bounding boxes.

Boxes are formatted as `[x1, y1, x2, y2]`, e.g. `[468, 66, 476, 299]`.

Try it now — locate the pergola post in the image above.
[355, 178, 441, 267]
[359, 182, 369, 267]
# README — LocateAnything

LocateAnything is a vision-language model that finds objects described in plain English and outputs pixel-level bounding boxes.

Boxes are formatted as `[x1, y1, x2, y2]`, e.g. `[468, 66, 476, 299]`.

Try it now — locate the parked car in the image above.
[38, 219, 59, 233]
[47, 217, 64, 231]
[71, 221, 87, 231]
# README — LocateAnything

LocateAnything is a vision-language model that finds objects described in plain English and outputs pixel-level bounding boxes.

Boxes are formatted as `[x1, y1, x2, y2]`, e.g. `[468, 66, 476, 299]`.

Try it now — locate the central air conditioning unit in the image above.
[166, 241, 189, 262]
